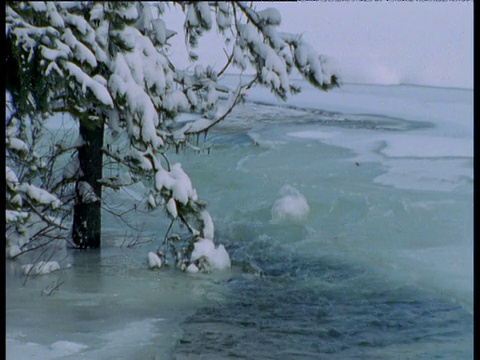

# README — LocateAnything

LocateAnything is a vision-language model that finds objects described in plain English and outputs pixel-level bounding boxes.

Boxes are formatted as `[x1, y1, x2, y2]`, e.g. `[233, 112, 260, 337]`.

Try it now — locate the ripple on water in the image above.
[173, 253, 473, 359]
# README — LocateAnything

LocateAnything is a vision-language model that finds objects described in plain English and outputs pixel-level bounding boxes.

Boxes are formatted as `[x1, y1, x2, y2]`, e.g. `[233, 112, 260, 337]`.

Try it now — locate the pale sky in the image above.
[164, 1, 473, 89]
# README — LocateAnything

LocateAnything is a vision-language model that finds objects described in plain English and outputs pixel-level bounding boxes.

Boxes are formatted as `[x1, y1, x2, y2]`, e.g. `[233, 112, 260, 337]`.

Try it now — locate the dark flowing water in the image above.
[174, 239, 472, 359]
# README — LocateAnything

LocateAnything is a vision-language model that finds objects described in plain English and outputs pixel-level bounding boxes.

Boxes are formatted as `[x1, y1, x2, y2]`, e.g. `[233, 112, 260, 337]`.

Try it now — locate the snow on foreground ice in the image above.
[6, 339, 89, 359]
[6, 318, 165, 359]
[271, 185, 310, 223]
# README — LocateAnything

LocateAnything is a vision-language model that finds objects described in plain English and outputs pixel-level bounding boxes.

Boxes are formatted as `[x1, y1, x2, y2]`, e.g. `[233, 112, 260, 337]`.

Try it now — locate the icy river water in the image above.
[6, 80, 473, 359]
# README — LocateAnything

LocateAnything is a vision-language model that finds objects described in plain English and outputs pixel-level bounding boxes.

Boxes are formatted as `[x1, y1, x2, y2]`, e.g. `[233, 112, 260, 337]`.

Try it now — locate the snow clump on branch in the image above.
[6, 2, 338, 273]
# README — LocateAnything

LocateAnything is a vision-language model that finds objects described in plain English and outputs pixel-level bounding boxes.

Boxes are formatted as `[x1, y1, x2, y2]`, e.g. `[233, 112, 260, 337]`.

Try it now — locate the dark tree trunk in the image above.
[72, 120, 104, 249]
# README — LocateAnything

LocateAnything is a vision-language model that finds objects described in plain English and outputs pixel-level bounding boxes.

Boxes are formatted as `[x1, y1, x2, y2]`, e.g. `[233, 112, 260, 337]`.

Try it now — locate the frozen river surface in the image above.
[6, 81, 473, 359]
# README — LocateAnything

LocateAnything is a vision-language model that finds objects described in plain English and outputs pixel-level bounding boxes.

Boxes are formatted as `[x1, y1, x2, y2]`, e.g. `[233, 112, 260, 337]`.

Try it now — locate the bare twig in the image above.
[41, 279, 65, 296]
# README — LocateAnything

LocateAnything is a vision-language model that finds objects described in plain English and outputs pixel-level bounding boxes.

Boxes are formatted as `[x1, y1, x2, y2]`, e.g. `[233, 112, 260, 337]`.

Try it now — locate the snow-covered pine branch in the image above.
[6, 1, 339, 273]
[5, 111, 72, 259]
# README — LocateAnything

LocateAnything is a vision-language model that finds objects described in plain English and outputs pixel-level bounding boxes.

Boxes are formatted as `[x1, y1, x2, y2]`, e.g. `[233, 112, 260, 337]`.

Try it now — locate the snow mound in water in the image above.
[190, 238, 231, 272]
[147, 252, 162, 269]
[271, 185, 310, 223]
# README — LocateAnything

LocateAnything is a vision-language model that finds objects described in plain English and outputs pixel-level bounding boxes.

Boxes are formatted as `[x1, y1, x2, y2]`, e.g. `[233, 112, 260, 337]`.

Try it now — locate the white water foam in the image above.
[271, 185, 310, 223]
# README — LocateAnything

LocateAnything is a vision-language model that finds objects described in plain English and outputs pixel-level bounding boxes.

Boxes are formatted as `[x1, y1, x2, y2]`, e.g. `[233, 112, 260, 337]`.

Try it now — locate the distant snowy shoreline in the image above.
[220, 72, 474, 92]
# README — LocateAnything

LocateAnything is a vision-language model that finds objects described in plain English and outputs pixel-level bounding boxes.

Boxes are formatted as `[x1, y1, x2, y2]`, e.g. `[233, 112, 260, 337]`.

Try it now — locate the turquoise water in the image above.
[6, 84, 473, 359]
[170, 101, 473, 358]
